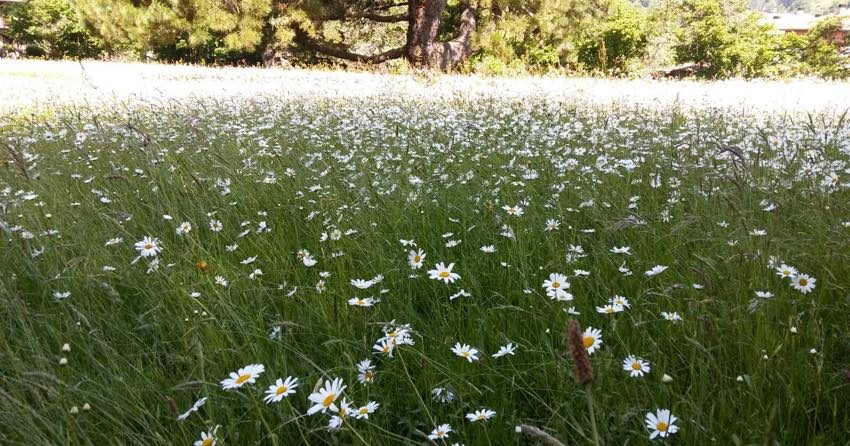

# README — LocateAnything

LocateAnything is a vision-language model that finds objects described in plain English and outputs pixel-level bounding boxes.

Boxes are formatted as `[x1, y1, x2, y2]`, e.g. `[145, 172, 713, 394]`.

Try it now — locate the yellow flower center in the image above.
[631, 362, 642, 370]
[552, 282, 560, 289]
[201, 438, 214, 446]
[477, 415, 486, 420]
[275, 385, 288, 396]
[656, 421, 669, 432]
[462, 351, 470, 357]
[356, 299, 365, 305]
[606, 307, 614, 313]
[382, 346, 389, 353]
[798, 278, 808, 286]
[414, 255, 421, 262]
[235, 373, 251, 384]
[439, 271, 450, 278]
[583, 336, 594, 349]
[144, 243, 153, 250]
[364, 371, 373, 380]
[437, 431, 445, 437]
[359, 407, 369, 415]
[322, 393, 336, 407]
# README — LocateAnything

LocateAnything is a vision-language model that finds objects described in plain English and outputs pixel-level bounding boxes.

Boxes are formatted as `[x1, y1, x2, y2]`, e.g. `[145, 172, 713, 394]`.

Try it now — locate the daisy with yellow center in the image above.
[263, 376, 299, 404]
[193, 426, 220, 446]
[543, 272, 573, 301]
[307, 377, 346, 415]
[348, 296, 378, 307]
[428, 423, 452, 440]
[775, 264, 797, 278]
[622, 355, 650, 377]
[220, 364, 264, 390]
[134, 236, 162, 258]
[194, 431, 216, 446]
[582, 327, 603, 355]
[408, 249, 426, 269]
[354, 401, 379, 419]
[542, 272, 569, 292]
[451, 342, 480, 362]
[465, 408, 496, 422]
[791, 273, 816, 294]
[428, 262, 461, 284]
[357, 359, 376, 384]
[645, 409, 678, 439]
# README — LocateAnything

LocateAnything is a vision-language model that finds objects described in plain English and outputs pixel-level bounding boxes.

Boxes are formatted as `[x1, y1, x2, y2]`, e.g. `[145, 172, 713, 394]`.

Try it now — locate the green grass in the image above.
[1, 95, 849, 445]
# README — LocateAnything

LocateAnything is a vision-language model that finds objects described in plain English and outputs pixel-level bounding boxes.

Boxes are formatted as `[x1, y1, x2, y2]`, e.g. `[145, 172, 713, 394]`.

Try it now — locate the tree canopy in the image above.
[2, 0, 848, 78]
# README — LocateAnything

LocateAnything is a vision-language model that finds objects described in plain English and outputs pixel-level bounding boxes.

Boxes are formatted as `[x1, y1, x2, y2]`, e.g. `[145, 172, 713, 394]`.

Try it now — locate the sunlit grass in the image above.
[0, 82, 849, 445]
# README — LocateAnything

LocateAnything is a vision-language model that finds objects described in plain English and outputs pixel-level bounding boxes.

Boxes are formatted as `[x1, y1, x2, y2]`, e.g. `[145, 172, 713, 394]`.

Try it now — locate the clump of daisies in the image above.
[542, 272, 572, 301]
[774, 263, 816, 294]
[372, 321, 415, 357]
[306, 377, 379, 430]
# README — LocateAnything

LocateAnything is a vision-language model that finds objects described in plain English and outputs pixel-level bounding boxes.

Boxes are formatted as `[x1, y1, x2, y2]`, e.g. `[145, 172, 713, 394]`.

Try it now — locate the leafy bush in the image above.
[5, 0, 101, 58]
[577, 0, 649, 75]
[672, 0, 776, 78]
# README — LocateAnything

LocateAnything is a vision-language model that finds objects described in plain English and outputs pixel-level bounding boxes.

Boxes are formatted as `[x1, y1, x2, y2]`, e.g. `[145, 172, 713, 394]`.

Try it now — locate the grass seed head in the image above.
[566, 319, 594, 386]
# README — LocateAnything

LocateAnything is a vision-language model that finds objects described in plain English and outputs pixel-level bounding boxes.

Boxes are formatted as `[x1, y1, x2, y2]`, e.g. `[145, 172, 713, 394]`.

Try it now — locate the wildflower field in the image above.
[1, 61, 850, 445]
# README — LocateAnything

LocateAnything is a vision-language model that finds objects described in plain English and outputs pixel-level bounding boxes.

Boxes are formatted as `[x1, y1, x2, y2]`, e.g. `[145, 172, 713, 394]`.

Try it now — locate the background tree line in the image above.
[1, 0, 848, 78]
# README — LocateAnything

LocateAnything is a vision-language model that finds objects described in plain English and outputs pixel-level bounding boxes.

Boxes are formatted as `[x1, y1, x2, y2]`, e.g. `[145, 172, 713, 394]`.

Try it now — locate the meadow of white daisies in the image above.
[1, 60, 850, 446]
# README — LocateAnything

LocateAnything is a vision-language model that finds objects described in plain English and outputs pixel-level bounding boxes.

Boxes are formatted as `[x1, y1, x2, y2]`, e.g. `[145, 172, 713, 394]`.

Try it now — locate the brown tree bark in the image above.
[294, 0, 476, 71]
[406, 0, 476, 70]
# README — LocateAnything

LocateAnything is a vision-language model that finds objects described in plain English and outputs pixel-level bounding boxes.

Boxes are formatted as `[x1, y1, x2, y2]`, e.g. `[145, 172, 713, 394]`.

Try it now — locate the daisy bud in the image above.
[762, 355, 769, 360]
[196, 260, 208, 272]
[515, 426, 522, 433]
[82, 403, 91, 411]
[59, 357, 68, 366]
[61, 343, 71, 352]
[566, 320, 594, 386]
[69, 406, 79, 415]
[662, 374, 673, 383]
[810, 348, 817, 354]
[790, 326, 798, 334]
[736, 375, 744, 383]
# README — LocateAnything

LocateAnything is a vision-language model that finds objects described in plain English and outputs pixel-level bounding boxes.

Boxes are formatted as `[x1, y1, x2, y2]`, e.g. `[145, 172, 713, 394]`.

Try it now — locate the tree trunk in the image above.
[293, 0, 476, 71]
[406, 0, 476, 71]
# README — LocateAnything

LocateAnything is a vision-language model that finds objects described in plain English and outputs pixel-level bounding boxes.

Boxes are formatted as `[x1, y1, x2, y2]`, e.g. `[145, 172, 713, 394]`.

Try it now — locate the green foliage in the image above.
[73, 0, 274, 62]
[577, 0, 649, 75]
[2, 0, 847, 78]
[766, 17, 850, 79]
[4, 0, 102, 58]
[672, 0, 776, 78]
[470, 0, 609, 73]
[800, 17, 850, 78]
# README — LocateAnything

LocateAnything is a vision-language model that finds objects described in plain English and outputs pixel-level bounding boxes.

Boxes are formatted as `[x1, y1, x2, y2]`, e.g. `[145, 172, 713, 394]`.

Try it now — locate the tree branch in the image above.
[296, 32, 406, 63]
[320, 8, 409, 22]
[348, 11, 408, 22]
[366, 2, 409, 11]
